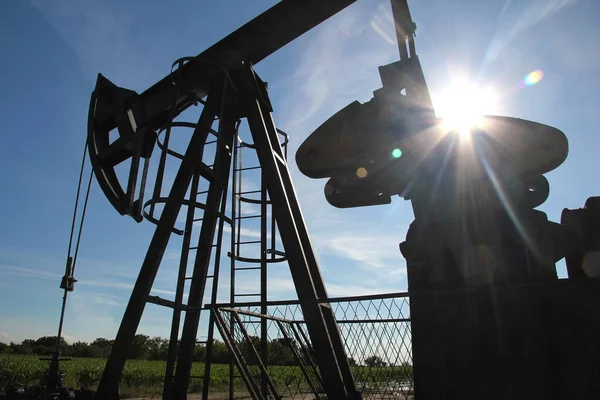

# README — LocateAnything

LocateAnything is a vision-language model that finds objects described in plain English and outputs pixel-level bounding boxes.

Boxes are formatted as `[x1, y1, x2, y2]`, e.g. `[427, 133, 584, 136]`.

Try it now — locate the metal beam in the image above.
[124, 0, 358, 137]
[170, 79, 238, 399]
[95, 91, 219, 398]
[238, 66, 357, 399]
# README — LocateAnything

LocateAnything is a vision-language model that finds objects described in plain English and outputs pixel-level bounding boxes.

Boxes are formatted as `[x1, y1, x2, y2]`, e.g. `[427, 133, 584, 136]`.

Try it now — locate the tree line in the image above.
[0, 335, 302, 365]
[0, 336, 411, 370]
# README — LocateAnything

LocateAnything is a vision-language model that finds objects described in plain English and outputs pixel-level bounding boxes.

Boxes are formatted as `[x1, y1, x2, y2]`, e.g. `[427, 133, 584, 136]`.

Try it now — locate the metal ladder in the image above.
[141, 104, 235, 399]
[226, 127, 289, 398]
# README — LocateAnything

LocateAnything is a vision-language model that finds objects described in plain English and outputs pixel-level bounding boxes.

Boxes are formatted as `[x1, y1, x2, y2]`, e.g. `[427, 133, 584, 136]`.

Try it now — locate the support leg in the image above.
[171, 83, 238, 399]
[238, 67, 357, 399]
[96, 93, 218, 398]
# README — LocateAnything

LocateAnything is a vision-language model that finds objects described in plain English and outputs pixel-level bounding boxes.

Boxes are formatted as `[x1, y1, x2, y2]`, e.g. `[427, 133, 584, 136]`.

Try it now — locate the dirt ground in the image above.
[130, 394, 250, 400]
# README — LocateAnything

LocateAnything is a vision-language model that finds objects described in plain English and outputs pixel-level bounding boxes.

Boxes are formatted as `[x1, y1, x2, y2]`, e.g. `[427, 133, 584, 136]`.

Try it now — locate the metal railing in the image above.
[209, 292, 413, 399]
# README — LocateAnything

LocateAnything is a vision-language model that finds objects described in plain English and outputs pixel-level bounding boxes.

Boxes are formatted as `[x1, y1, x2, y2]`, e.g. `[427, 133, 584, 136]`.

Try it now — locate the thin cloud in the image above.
[318, 232, 406, 274]
[0, 265, 62, 280]
[485, 0, 578, 63]
[31, 0, 155, 87]
[276, 1, 397, 134]
[77, 278, 175, 298]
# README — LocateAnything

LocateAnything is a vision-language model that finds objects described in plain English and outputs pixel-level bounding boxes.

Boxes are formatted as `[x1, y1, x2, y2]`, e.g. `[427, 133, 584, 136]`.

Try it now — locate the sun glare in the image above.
[435, 80, 498, 137]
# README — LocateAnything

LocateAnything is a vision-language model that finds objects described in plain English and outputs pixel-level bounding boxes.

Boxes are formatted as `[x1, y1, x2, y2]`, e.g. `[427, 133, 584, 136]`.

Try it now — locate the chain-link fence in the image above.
[211, 292, 413, 399]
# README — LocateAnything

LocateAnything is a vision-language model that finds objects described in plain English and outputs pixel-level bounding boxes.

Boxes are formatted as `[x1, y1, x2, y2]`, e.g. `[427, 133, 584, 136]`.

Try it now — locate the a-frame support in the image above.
[95, 66, 357, 400]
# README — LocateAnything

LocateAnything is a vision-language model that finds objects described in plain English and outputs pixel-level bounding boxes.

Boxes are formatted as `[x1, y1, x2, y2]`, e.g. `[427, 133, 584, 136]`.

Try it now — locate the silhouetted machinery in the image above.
[88, 1, 361, 399]
[28, 0, 598, 399]
[297, 1, 600, 400]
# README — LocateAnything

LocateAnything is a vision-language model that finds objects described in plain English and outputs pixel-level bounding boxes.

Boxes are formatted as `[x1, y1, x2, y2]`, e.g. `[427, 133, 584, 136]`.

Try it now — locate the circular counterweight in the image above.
[298, 111, 568, 208]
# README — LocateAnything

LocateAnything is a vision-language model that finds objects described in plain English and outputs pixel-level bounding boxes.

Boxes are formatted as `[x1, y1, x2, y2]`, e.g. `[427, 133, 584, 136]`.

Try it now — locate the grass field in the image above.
[0, 354, 413, 398]
[0, 354, 236, 398]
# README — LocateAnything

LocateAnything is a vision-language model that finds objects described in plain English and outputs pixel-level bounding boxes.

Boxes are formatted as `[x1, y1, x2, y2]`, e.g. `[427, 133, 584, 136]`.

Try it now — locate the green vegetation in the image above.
[0, 354, 413, 398]
[0, 335, 300, 365]
[0, 354, 235, 397]
[0, 336, 413, 398]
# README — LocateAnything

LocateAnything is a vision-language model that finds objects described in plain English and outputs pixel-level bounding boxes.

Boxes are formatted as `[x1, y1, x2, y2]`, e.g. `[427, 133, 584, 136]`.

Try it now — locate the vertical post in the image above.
[171, 78, 238, 399]
[237, 66, 356, 399]
[162, 171, 201, 400]
[96, 93, 218, 398]
[260, 169, 269, 397]
[228, 133, 240, 400]
[202, 187, 230, 400]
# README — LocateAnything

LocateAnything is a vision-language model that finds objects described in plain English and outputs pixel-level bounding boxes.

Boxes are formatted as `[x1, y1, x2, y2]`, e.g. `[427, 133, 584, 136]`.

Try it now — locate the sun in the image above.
[435, 79, 499, 137]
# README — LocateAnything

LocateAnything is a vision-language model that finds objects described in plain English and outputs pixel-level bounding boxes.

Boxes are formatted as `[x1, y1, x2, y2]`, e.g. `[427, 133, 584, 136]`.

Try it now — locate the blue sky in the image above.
[0, 0, 599, 344]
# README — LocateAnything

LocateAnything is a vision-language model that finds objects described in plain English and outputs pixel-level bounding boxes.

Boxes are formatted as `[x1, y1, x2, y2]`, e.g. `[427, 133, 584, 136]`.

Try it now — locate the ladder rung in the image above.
[235, 215, 261, 220]
[238, 240, 261, 245]
[196, 190, 210, 195]
[234, 165, 261, 172]
[184, 274, 214, 280]
[197, 163, 214, 181]
[235, 266, 261, 271]
[147, 296, 198, 311]
[239, 190, 261, 195]
[188, 243, 219, 250]
[147, 295, 177, 309]
[235, 293, 261, 297]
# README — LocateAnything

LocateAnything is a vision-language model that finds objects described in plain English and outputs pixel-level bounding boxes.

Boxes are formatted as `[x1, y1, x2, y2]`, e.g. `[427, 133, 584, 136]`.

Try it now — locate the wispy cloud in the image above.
[31, 0, 155, 87]
[485, 0, 578, 63]
[77, 278, 175, 298]
[317, 231, 406, 274]
[86, 292, 125, 308]
[276, 1, 397, 136]
[0, 265, 62, 280]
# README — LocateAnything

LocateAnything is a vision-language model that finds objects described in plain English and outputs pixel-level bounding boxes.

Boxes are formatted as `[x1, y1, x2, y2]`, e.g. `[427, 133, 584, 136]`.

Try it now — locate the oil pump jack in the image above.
[88, 1, 361, 399]
[79, 0, 600, 399]
[297, 2, 600, 400]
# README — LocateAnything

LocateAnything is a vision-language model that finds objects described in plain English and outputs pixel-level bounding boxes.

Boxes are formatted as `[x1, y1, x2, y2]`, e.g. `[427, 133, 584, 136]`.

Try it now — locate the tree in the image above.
[69, 341, 99, 357]
[364, 355, 387, 367]
[9, 342, 32, 355]
[147, 337, 169, 360]
[209, 340, 229, 364]
[347, 357, 357, 367]
[91, 338, 114, 358]
[128, 334, 150, 359]
[267, 338, 297, 366]
[30, 336, 69, 355]
[0, 342, 7, 353]
[193, 344, 206, 362]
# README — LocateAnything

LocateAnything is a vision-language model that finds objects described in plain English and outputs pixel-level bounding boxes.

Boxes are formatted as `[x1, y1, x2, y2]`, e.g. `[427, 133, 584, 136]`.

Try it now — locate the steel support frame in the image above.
[211, 309, 269, 400]
[201, 164, 232, 399]
[162, 168, 201, 397]
[237, 66, 357, 399]
[275, 320, 324, 398]
[96, 87, 221, 398]
[97, 66, 356, 399]
[171, 78, 238, 399]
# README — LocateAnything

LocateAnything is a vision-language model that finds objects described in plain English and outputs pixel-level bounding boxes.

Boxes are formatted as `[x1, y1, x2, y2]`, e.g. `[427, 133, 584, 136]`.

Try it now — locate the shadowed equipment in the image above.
[296, 1, 600, 399]
[14, 0, 600, 399]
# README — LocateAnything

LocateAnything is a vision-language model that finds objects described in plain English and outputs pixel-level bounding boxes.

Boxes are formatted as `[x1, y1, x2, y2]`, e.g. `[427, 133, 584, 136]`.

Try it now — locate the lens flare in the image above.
[356, 167, 368, 178]
[435, 79, 498, 138]
[392, 148, 402, 159]
[521, 70, 544, 87]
